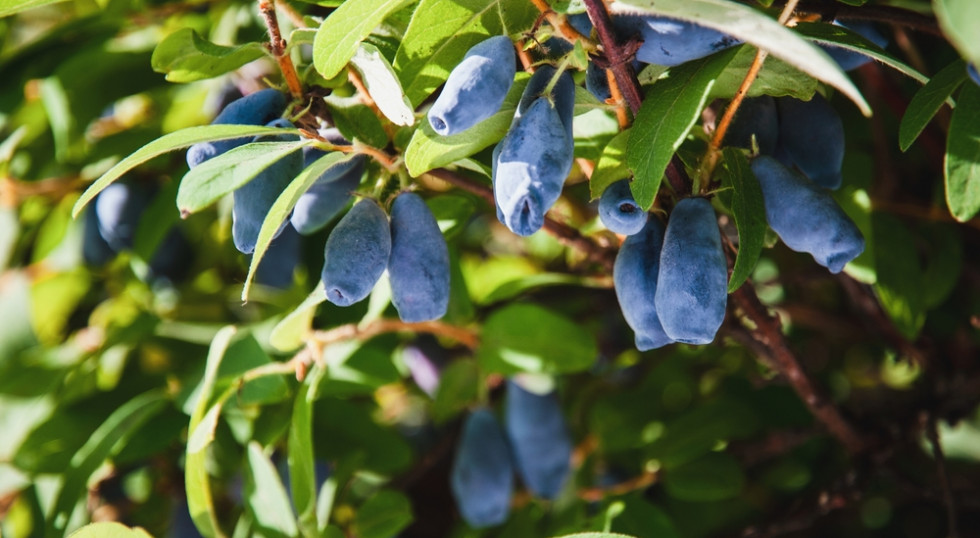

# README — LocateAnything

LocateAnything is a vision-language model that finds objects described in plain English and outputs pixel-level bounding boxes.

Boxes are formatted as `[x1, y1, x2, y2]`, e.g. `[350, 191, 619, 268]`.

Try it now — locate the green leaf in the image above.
[242, 152, 354, 301]
[794, 22, 931, 85]
[711, 45, 817, 101]
[72, 125, 297, 218]
[67, 522, 154, 538]
[617, 0, 871, 116]
[872, 214, 925, 340]
[626, 50, 736, 210]
[591, 130, 631, 200]
[312, 0, 415, 80]
[151, 28, 267, 83]
[289, 372, 319, 537]
[921, 225, 962, 309]
[47, 391, 168, 534]
[244, 442, 299, 538]
[900, 60, 965, 152]
[432, 360, 480, 423]
[662, 452, 745, 502]
[270, 283, 328, 352]
[934, 0, 980, 67]
[0, 0, 68, 17]
[945, 82, 980, 221]
[552, 534, 639, 538]
[175, 140, 309, 216]
[478, 303, 597, 374]
[720, 148, 765, 292]
[835, 187, 876, 284]
[350, 43, 415, 126]
[185, 326, 237, 538]
[394, 0, 537, 106]
[404, 74, 528, 176]
[353, 490, 413, 538]
[328, 97, 391, 148]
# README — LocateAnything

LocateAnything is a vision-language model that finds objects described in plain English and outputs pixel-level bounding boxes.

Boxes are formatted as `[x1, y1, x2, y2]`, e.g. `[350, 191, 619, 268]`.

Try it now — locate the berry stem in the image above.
[528, 0, 597, 52]
[258, 0, 304, 100]
[582, 0, 642, 115]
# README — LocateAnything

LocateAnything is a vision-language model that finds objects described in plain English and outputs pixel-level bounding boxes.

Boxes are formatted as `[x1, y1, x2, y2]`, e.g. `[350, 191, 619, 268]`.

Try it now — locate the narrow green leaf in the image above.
[945, 82, 980, 221]
[151, 28, 267, 83]
[48, 391, 168, 534]
[404, 75, 528, 176]
[721, 148, 765, 292]
[312, 0, 415, 80]
[626, 50, 736, 210]
[394, 0, 537, 106]
[662, 452, 745, 502]
[67, 522, 154, 538]
[270, 283, 328, 352]
[72, 125, 296, 218]
[590, 130, 631, 199]
[934, 0, 980, 67]
[242, 152, 353, 301]
[711, 45, 818, 101]
[921, 225, 962, 309]
[175, 140, 309, 216]
[244, 442, 299, 538]
[0, 0, 68, 17]
[872, 214, 925, 340]
[288, 372, 318, 536]
[552, 534, 639, 538]
[616, 0, 872, 116]
[186, 326, 237, 538]
[794, 22, 930, 85]
[478, 304, 597, 375]
[353, 490, 413, 538]
[350, 43, 415, 126]
[900, 60, 965, 152]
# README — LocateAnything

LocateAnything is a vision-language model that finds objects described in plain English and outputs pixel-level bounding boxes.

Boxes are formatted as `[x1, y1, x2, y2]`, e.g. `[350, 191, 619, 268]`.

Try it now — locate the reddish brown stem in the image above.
[582, 0, 642, 115]
[259, 0, 303, 99]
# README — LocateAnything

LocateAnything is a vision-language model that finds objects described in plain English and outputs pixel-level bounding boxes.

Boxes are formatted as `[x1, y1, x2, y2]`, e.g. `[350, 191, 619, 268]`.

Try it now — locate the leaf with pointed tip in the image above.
[313, 0, 415, 80]
[900, 60, 965, 152]
[945, 82, 980, 222]
[151, 28, 267, 82]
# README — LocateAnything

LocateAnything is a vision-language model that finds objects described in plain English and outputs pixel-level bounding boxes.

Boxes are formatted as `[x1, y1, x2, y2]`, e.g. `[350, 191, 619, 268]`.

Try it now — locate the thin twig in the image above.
[258, 0, 303, 99]
[582, 0, 642, 115]
[311, 319, 480, 350]
[528, 0, 596, 51]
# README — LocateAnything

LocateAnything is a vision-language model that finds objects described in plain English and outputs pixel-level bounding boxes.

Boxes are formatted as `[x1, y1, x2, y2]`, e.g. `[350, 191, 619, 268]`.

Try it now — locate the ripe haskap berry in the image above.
[751, 156, 865, 273]
[232, 119, 304, 254]
[655, 198, 727, 345]
[724, 96, 779, 156]
[615, 15, 740, 67]
[504, 380, 572, 499]
[493, 66, 574, 236]
[822, 21, 888, 72]
[599, 179, 646, 236]
[95, 181, 150, 251]
[253, 222, 300, 289]
[428, 36, 516, 136]
[291, 148, 365, 235]
[451, 409, 514, 528]
[186, 89, 286, 168]
[82, 205, 115, 266]
[320, 199, 391, 307]
[969, 63, 980, 87]
[388, 192, 450, 322]
[613, 215, 673, 350]
[775, 94, 845, 190]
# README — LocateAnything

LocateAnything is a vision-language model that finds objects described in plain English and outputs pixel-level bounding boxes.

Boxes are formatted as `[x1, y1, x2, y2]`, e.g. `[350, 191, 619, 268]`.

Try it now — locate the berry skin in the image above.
[775, 94, 846, 190]
[613, 214, 674, 350]
[82, 205, 115, 266]
[493, 66, 574, 236]
[253, 222, 300, 290]
[822, 21, 888, 72]
[428, 36, 516, 136]
[724, 96, 780, 156]
[320, 199, 391, 307]
[655, 198, 728, 345]
[615, 15, 740, 67]
[95, 181, 149, 251]
[186, 88, 287, 168]
[450, 409, 514, 528]
[290, 148, 366, 236]
[387, 192, 450, 322]
[969, 63, 980, 87]
[751, 156, 865, 274]
[231, 118, 304, 254]
[598, 179, 646, 236]
[504, 380, 572, 499]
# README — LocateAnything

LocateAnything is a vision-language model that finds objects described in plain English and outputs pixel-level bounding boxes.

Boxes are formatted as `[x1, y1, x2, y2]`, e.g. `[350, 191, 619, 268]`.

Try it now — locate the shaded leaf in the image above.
[478, 303, 597, 374]
[945, 82, 980, 221]
[244, 442, 299, 538]
[721, 148, 766, 292]
[900, 60, 965, 152]
[934, 0, 980, 66]
[151, 28, 267, 83]
[353, 490, 413, 538]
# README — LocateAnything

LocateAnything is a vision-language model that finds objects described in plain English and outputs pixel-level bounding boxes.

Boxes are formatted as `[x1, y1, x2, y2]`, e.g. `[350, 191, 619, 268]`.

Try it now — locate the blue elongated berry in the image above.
[451, 409, 514, 528]
[751, 156, 865, 273]
[969, 63, 980, 87]
[320, 199, 391, 307]
[724, 96, 779, 156]
[822, 21, 888, 71]
[388, 192, 450, 322]
[613, 215, 673, 350]
[290, 148, 365, 235]
[586, 62, 612, 102]
[95, 181, 150, 251]
[775, 94, 845, 190]
[428, 36, 516, 136]
[148, 228, 194, 283]
[598, 179, 646, 236]
[615, 15, 740, 67]
[493, 66, 574, 236]
[232, 119, 304, 254]
[504, 381, 572, 499]
[186, 89, 287, 168]
[253, 222, 300, 289]
[655, 198, 727, 345]
[82, 206, 116, 266]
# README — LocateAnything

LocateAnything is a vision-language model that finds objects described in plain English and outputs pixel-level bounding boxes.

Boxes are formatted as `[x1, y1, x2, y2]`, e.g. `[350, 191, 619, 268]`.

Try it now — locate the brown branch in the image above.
[582, 0, 642, 115]
[793, 0, 942, 37]
[528, 0, 596, 51]
[311, 319, 480, 350]
[259, 0, 303, 99]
